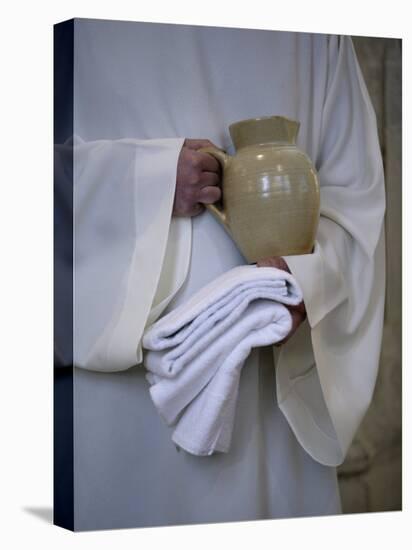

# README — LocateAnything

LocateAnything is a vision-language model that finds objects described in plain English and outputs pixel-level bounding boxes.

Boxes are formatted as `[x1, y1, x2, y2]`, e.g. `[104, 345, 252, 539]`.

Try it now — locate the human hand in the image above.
[173, 139, 222, 217]
[257, 256, 306, 346]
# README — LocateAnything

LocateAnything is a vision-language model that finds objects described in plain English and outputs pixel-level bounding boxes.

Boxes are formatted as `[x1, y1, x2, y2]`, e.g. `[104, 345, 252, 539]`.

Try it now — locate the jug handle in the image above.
[198, 146, 231, 232]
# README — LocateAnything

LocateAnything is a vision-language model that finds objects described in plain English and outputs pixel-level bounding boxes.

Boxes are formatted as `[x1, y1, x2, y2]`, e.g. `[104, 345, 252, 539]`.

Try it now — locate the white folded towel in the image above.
[142, 265, 303, 456]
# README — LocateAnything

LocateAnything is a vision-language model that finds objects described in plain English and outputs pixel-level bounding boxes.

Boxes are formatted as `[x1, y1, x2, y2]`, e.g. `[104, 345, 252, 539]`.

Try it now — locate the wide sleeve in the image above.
[276, 36, 386, 466]
[70, 137, 191, 372]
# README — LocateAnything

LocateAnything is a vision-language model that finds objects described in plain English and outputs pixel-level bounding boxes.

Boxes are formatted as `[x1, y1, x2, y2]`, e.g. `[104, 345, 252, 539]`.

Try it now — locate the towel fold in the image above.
[142, 265, 303, 456]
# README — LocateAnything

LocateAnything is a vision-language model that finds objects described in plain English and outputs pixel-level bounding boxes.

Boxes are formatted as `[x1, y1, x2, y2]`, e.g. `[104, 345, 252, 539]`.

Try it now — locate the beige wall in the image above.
[337, 36, 402, 513]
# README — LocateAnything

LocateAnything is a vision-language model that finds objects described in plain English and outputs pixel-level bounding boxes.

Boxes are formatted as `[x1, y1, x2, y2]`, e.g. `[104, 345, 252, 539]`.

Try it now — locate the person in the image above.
[57, 19, 385, 530]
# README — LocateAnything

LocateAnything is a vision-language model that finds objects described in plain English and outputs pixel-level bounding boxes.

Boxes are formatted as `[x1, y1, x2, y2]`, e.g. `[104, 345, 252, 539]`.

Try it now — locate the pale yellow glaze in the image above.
[199, 115, 320, 263]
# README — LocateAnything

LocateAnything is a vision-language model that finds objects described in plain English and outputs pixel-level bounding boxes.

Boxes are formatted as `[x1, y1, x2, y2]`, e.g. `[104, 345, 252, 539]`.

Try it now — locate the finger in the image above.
[257, 257, 283, 269]
[287, 301, 307, 316]
[191, 203, 205, 216]
[196, 151, 221, 173]
[199, 171, 220, 188]
[198, 185, 222, 205]
[174, 202, 204, 217]
[256, 256, 290, 272]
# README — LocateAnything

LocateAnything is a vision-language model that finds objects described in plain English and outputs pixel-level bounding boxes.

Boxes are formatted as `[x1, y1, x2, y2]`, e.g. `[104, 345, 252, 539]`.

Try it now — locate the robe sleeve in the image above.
[65, 136, 191, 372]
[277, 36, 386, 466]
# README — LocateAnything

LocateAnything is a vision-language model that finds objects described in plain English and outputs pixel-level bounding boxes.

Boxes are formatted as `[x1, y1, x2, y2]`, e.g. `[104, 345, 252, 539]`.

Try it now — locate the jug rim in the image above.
[228, 114, 299, 131]
[229, 115, 300, 149]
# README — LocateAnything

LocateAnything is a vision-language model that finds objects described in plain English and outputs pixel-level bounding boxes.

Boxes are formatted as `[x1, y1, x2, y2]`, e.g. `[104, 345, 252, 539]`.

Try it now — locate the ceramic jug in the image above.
[200, 116, 320, 263]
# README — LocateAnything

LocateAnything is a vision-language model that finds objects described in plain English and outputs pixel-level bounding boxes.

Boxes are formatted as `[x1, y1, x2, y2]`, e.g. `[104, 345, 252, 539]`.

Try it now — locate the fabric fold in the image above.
[277, 36, 386, 466]
[72, 136, 191, 371]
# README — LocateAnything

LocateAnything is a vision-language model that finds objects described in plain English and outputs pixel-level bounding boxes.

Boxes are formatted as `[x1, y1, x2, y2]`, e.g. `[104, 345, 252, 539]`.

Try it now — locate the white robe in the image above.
[64, 20, 385, 530]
